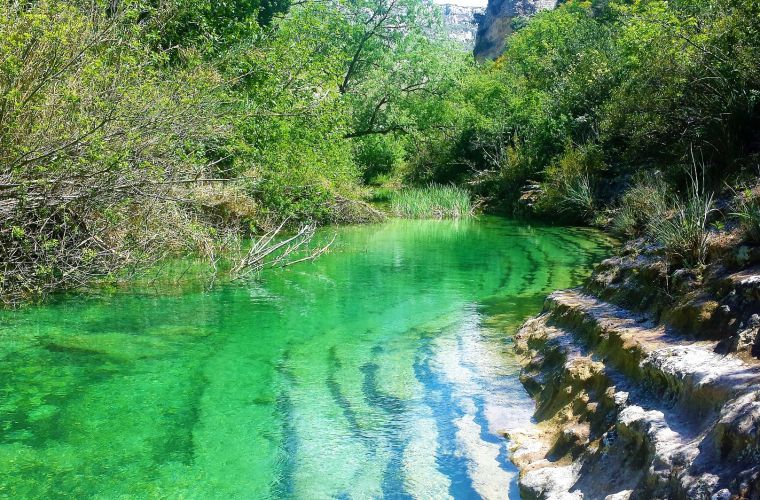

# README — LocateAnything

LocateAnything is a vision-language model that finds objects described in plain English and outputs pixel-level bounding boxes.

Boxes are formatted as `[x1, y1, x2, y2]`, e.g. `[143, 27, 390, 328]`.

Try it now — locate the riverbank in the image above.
[506, 235, 760, 498]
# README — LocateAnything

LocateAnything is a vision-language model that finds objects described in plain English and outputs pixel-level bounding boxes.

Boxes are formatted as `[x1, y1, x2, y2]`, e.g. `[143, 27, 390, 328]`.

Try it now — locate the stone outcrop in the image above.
[586, 238, 760, 357]
[473, 0, 557, 61]
[439, 3, 484, 47]
[507, 242, 760, 499]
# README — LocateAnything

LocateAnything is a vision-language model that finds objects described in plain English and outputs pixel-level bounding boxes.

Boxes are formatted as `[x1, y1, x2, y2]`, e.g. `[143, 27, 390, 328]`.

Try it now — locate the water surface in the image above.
[0, 217, 610, 499]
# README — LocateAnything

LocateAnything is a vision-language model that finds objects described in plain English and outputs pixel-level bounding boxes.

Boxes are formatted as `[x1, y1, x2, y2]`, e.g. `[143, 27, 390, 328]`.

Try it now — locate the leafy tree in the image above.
[408, 0, 760, 218]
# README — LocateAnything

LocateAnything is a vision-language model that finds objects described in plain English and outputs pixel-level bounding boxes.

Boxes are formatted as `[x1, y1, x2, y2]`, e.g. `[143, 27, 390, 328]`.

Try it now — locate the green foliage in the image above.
[213, 0, 464, 226]
[611, 176, 669, 238]
[355, 135, 406, 184]
[137, 0, 288, 55]
[537, 145, 606, 222]
[0, 0, 471, 304]
[390, 185, 473, 219]
[467, 138, 537, 213]
[0, 0, 234, 304]
[406, 0, 760, 223]
[403, 2, 613, 210]
[612, 169, 715, 268]
[647, 187, 715, 268]
[732, 187, 760, 243]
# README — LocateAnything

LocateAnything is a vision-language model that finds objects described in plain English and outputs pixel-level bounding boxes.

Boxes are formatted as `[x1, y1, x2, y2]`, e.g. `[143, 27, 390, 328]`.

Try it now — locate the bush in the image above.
[390, 185, 473, 219]
[646, 171, 715, 268]
[0, 1, 228, 305]
[354, 135, 405, 184]
[732, 187, 760, 243]
[469, 138, 537, 213]
[536, 145, 606, 222]
[611, 175, 669, 238]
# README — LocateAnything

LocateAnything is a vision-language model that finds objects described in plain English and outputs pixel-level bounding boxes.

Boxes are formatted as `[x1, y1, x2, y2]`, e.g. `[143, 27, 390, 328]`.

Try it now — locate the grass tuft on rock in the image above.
[732, 187, 760, 243]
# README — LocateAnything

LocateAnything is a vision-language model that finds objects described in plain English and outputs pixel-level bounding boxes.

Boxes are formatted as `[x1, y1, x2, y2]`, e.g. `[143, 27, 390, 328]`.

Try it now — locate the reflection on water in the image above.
[0, 217, 610, 498]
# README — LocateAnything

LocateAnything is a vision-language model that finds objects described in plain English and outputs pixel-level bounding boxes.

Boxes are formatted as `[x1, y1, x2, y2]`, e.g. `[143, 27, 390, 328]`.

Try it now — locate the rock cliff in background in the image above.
[473, 0, 556, 60]
[439, 4, 484, 48]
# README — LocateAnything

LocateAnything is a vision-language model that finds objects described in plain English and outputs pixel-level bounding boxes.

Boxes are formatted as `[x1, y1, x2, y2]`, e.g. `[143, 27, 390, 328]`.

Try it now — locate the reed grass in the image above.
[389, 185, 473, 219]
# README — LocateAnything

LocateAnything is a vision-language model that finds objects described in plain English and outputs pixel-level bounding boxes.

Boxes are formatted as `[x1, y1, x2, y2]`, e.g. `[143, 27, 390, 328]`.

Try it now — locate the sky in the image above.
[433, 0, 487, 8]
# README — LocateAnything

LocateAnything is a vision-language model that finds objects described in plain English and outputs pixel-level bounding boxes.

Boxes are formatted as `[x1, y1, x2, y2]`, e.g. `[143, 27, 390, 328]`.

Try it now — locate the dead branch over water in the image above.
[231, 220, 335, 278]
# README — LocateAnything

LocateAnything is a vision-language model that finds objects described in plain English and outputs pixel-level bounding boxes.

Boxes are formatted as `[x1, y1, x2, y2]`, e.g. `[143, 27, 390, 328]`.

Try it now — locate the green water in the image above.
[0, 217, 610, 499]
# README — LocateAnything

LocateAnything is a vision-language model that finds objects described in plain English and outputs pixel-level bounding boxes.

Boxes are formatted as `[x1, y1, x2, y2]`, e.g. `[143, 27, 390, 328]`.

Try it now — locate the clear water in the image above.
[0, 217, 610, 499]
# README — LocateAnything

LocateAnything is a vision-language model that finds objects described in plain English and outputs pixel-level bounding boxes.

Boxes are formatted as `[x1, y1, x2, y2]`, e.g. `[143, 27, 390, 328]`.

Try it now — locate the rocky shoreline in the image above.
[506, 242, 760, 499]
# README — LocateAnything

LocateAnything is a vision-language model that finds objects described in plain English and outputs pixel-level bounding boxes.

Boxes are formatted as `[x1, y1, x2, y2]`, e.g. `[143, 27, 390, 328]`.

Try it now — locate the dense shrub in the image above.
[467, 139, 537, 213]
[0, 1, 229, 304]
[611, 176, 669, 238]
[355, 136, 405, 184]
[536, 145, 606, 222]
[401, 0, 760, 223]
[0, 0, 462, 304]
[732, 187, 760, 243]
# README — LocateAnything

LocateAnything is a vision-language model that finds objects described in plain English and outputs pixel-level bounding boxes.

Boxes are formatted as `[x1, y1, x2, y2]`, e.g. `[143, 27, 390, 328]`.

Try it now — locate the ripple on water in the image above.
[0, 217, 611, 498]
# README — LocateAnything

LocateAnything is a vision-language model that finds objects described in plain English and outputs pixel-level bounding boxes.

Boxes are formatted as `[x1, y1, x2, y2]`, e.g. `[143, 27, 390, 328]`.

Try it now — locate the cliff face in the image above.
[439, 4, 484, 47]
[473, 0, 556, 60]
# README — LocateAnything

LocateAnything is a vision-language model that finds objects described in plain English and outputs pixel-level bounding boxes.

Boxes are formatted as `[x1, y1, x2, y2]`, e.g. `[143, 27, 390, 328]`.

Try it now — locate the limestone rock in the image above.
[473, 0, 557, 61]
[510, 289, 760, 499]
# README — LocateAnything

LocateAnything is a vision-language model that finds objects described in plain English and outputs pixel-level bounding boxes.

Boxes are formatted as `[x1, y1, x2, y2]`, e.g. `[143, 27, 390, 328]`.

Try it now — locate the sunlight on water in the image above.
[0, 217, 610, 499]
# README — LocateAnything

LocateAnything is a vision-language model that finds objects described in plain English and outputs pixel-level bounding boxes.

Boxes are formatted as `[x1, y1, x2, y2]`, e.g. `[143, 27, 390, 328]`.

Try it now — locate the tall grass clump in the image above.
[732, 187, 760, 243]
[538, 145, 605, 223]
[648, 190, 714, 268]
[559, 174, 596, 220]
[390, 185, 473, 219]
[614, 167, 715, 268]
[646, 164, 715, 268]
[612, 175, 670, 237]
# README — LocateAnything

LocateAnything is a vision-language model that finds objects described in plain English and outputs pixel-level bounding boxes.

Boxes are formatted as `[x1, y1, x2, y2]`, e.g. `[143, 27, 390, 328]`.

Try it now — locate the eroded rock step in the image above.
[546, 290, 760, 414]
[510, 289, 760, 500]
